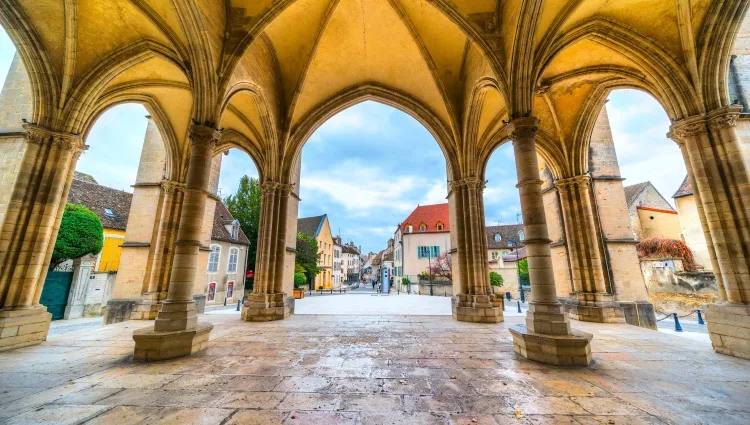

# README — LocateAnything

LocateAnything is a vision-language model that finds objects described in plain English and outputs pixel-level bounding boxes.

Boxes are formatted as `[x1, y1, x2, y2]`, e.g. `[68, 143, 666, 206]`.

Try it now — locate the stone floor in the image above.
[0, 314, 748, 425]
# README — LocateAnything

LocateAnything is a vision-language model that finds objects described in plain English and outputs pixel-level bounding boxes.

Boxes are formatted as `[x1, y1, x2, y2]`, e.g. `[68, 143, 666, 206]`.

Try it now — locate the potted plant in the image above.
[293, 270, 306, 299]
[490, 271, 504, 307]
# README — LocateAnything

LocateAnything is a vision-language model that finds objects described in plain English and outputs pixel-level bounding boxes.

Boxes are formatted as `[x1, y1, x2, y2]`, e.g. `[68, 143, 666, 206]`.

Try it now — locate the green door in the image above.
[40, 268, 74, 320]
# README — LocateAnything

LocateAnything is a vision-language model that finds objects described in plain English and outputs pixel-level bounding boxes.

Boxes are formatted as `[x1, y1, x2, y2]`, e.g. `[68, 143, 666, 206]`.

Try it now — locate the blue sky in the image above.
[0, 28, 686, 254]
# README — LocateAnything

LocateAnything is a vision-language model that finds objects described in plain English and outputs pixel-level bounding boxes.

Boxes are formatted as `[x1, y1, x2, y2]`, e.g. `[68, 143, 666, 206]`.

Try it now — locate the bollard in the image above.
[501, 297, 505, 311]
[672, 313, 683, 332]
[506, 292, 511, 301]
[517, 301, 521, 313]
[444, 291, 446, 297]
[236, 299, 241, 311]
[224, 298, 227, 306]
[697, 309, 705, 325]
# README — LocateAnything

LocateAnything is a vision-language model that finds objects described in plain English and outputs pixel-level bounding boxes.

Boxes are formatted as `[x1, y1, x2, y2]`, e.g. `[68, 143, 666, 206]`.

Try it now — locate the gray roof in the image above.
[485, 224, 525, 249]
[342, 244, 360, 255]
[212, 201, 250, 245]
[624, 182, 650, 207]
[297, 215, 326, 238]
[672, 176, 693, 198]
[68, 176, 131, 231]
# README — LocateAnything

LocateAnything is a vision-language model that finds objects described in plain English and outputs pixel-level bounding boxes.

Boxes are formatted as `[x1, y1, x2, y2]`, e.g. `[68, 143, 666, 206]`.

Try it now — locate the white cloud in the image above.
[422, 180, 447, 205]
[314, 102, 395, 137]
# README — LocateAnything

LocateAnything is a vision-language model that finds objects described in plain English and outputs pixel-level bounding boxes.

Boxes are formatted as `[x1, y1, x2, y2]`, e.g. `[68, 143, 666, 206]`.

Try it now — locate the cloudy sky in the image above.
[0, 29, 686, 254]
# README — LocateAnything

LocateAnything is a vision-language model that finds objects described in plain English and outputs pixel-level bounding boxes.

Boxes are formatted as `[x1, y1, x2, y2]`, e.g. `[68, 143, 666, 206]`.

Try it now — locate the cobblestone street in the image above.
[1, 314, 747, 424]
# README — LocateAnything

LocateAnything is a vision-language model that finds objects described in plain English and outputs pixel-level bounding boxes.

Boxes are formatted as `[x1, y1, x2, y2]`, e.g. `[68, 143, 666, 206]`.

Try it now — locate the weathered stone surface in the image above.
[706, 303, 750, 360]
[0, 306, 51, 352]
[509, 324, 593, 366]
[132, 322, 213, 361]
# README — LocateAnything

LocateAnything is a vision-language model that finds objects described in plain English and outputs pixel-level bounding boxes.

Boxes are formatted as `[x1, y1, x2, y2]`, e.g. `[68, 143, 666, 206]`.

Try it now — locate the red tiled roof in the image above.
[636, 205, 678, 215]
[401, 203, 450, 233]
[672, 176, 693, 198]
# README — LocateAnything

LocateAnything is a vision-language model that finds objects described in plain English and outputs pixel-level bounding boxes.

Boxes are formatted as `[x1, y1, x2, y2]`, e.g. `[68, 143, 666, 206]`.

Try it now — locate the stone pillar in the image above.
[193, 153, 223, 309]
[670, 107, 750, 360]
[507, 117, 592, 366]
[64, 254, 97, 319]
[0, 125, 85, 351]
[449, 176, 503, 323]
[555, 175, 625, 323]
[241, 178, 295, 322]
[106, 115, 173, 323]
[132, 125, 218, 361]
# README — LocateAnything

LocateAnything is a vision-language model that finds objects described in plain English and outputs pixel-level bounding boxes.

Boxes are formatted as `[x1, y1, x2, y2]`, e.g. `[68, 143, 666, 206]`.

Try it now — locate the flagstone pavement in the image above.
[0, 314, 748, 425]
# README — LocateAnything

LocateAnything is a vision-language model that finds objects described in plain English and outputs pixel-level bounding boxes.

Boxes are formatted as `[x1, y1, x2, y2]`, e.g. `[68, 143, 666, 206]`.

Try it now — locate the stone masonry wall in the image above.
[0, 53, 32, 133]
[0, 135, 26, 228]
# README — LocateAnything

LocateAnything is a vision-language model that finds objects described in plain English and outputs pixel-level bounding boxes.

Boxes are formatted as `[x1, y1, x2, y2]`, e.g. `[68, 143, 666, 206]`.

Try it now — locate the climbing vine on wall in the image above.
[636, 237, 697, 271]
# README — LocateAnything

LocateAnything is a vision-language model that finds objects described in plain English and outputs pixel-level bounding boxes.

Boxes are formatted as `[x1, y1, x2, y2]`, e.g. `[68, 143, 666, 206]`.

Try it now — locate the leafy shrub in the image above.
[636, 237, 697, 271]
[489, 271, 504, 287]
[51, 204, 103, 266]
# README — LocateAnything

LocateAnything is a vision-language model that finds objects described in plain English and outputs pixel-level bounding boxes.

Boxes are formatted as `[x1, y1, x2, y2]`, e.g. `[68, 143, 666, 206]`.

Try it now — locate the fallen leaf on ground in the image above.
[514, 410, 524, 419]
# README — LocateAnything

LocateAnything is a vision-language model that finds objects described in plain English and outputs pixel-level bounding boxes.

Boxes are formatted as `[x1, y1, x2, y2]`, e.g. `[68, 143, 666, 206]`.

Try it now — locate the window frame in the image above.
[207, 282, 217, 301]
[226, 281, 234, 299]
[207, 244, 221, 273]
[227, 247, 239, 273]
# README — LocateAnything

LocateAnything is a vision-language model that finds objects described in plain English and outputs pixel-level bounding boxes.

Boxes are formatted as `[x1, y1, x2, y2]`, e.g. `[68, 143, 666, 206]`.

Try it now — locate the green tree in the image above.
[52, 204, 103, 266]
[517, 258, 530, 286]
[489, 271, 504, 288]
[225, 176, 262, 274]
[295, 232, 320, 284]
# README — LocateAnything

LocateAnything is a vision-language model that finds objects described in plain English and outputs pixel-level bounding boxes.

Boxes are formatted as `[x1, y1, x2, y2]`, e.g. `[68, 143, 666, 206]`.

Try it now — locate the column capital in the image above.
[554, 174, 591, 191]
[161, 180, 184, 194]
[188, 124, 221, 147]
[449, 176, 485, 191]
[707, 106, 742, 130]
[508, 117, 540, 141]
[260, 179, 294, 196]
[23, 124, 87, 155]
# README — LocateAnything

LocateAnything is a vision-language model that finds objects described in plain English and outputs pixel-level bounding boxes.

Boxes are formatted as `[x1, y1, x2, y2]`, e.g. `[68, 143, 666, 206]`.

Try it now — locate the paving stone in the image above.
[3, 404, 111, 425]
[277, 392, 340, 411]
[339, 394, 403, 411]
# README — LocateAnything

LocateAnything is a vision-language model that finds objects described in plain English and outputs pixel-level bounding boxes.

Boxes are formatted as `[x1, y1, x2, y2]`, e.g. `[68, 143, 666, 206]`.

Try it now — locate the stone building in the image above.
[297, 215, 333, 289]
[624, 182, 681, 241]
[393, 203, 451, 283]
[332, 236, 343, 287]
[0, 1, 748, 365]
[341, 243, 361, 284]
[204, 202, 250, 307]
[672, 176, 713, 271]
[486, 224, 525, 299]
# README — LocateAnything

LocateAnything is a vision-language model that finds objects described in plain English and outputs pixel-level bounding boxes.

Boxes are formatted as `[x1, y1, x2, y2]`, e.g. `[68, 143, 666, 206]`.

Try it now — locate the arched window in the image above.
[207, 245, 221, 273]
[494, 234, 502, 241]
[227, 247, 239, 273]
[519, 230, 525, 241]
[231, 220, 240, 240]
[436, 221, 444, 231]
[226, 281, 234, 299]
[419, 223, 427, 232]
[207, 282, 216, 301]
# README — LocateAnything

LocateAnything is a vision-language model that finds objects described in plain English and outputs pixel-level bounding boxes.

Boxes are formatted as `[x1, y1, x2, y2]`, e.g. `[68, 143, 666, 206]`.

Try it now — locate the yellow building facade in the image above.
[298, 215, 334, 289]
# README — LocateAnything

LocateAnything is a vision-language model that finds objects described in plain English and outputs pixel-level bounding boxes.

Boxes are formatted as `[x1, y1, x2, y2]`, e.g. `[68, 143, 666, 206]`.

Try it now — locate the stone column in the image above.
[555, 175, 624, 323]
[0, 125, 85, 352]
[507, 117, 592, 366]
[449, 176, 503, 323]
[64, 254, 97, 319]
[670, 107, 750, 360]
[242, 179, 295, 322]
[132, 125, 218, 361]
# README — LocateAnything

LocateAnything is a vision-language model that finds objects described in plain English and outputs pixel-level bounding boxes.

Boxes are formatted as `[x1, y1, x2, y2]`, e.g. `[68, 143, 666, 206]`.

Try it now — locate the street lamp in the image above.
[515, 212, 525, 303]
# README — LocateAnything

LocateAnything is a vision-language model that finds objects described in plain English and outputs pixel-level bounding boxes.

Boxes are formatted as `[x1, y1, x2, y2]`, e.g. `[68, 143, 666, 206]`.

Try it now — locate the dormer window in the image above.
[231, 219, 239, 239]
[406, 225, 413, 233]
[519, 230, 525, 240]
[104, 208, 114, 217]
[436, 221, 444, 231]
[419, 223, 426, 232]
[494, 234, 502, 241]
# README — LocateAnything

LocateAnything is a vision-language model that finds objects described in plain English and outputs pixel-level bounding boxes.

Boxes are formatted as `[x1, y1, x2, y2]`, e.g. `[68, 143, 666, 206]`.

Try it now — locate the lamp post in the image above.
[515, 212, 525, 303]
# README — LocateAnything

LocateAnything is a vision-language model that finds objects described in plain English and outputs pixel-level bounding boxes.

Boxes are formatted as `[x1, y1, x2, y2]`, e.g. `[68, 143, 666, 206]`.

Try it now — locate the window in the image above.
[436, 223, 443, 231]
[492, 251, 499, 260]
[494, 233, 502, 241]
[231, 220, 240, 239]
[519, 230, 525, 240]
[406, 225, 413, 233]
[227, 247, 239, 273]
[417, 246, 440, 258]
[207, 245, 221, 273]
[104, 208, 114, 217]
[207, 282, 216, 301]
[226, 281, 234, 299]
[419, 224, 426, 232]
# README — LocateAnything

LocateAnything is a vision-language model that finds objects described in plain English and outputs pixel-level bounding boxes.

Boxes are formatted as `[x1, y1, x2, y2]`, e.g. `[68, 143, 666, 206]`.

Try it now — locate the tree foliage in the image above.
[295, 232, 320, 284]
[52, 204, 103, 266]
[428, 252, 452, 280]
[517, 258, 530, 286]
[489, 271, 504, 287]
[225, 175, 262, 272]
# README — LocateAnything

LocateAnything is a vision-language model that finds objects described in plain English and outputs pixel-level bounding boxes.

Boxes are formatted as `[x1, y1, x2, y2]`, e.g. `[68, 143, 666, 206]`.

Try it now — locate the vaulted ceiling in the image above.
[1, 0, 746, 180]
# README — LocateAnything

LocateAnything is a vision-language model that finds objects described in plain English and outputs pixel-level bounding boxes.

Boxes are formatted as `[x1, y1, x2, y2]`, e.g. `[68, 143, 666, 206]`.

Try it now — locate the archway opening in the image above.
[290, 100, 454, 315]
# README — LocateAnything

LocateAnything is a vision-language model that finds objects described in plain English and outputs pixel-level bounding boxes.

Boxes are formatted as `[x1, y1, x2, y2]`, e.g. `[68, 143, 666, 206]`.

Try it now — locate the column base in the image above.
[509, 324, 593, 366]
[706, 303, 750, 360]
[241, 293, 294, 322]
[103, 299, 163, 324]
[0, 306, 52, 352]
[452, 294, 504, 323]
[132, 322, 213, 361]
[565, 293, 626, 324]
